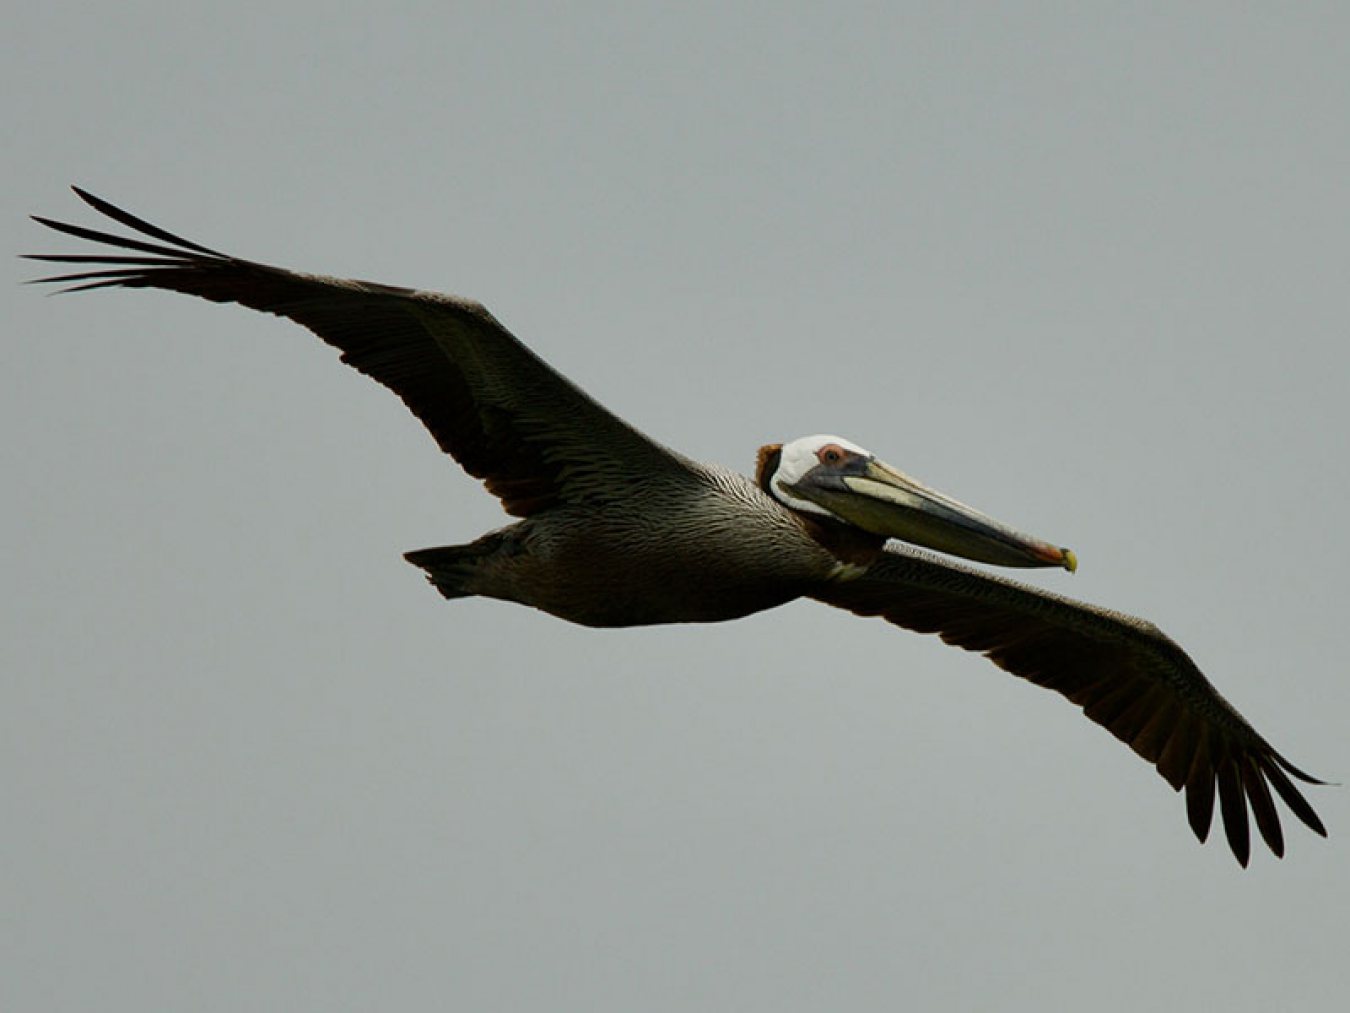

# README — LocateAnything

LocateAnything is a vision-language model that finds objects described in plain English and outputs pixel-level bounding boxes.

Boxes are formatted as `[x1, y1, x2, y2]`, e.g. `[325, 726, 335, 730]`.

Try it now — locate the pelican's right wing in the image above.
[810, 544, 1328, 866]
[28, 188, 694, 517]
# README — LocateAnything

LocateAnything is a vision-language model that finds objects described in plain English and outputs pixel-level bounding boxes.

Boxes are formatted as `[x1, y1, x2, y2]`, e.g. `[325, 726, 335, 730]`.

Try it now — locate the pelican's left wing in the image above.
[27, 188, 695, 518]
[809, 545, 1327, 866]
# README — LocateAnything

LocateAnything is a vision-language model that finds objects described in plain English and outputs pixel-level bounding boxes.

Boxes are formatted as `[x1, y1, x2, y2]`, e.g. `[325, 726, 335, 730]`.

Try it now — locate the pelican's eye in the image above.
[817, 444, 847, 466]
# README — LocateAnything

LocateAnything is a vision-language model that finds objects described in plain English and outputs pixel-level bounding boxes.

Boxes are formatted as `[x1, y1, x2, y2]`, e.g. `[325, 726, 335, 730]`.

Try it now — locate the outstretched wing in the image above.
[810, 545, 1327, 866]
[27, 187, 694, 517]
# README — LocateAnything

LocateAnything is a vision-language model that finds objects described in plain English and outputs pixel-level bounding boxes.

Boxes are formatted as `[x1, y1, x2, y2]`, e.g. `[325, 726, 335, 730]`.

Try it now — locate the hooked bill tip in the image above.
[1029, 542, 1076, 572]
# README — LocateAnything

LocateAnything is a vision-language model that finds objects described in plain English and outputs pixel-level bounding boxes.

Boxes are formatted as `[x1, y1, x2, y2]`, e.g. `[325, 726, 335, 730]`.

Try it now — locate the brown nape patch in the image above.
[755, 444, 783, 493]
[798, 514, 888, 567]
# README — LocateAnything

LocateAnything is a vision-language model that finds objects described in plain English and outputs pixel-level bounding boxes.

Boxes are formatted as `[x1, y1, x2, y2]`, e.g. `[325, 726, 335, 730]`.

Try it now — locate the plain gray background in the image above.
[6, 4, 1348, 1010]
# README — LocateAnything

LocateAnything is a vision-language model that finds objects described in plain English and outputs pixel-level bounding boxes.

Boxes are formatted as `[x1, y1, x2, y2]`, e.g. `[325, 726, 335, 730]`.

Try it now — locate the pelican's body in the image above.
[423, 465, 831, 627]
[29, 188, 1327, 865]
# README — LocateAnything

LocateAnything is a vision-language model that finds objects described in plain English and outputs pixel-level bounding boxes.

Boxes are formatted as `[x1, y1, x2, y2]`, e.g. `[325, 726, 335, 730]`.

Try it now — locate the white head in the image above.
[762, 434, 874, 516]
[754, 433, 1077, 572]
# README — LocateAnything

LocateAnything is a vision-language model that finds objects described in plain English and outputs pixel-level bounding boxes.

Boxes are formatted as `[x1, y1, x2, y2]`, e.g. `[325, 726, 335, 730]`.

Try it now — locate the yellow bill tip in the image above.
[1062, 548, 1078, 573]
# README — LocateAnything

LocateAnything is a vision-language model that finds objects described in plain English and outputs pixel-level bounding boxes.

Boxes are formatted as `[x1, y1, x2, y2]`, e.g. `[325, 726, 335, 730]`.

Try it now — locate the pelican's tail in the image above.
[403, 544, 485, 600]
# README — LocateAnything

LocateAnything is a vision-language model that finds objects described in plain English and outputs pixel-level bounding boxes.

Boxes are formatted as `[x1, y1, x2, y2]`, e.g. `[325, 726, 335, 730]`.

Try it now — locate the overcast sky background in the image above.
[5, 4, 1348, 1010]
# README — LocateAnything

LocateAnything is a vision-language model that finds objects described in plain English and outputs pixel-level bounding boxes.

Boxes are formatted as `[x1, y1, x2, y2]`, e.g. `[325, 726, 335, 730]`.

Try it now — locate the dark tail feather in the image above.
[403, 544, 482, 601]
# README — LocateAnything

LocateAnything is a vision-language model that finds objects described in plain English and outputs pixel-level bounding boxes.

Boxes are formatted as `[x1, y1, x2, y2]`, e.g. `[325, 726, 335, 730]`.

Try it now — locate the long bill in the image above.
[795, 457, 1077, 571]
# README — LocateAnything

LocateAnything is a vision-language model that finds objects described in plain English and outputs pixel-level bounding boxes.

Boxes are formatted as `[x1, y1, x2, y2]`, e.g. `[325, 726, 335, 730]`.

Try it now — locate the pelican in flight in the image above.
[28, 187, 1327, 866]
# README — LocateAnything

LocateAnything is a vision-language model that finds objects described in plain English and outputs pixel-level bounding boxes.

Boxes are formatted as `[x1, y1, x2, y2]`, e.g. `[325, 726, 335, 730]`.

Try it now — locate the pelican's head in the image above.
[757, 434, 1076, 571]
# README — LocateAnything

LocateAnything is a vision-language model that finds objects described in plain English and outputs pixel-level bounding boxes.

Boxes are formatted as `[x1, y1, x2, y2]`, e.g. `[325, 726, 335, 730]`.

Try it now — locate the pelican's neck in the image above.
[755, 444, 783, 494]
[793, 512, 887, 569]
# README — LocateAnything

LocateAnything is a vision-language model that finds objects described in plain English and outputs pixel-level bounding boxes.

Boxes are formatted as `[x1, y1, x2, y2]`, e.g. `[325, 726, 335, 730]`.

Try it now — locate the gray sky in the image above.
[5, 4, 1348, 1010]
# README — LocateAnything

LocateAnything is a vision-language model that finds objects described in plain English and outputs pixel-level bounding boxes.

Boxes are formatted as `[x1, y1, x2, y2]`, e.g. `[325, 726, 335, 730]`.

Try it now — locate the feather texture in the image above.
[812, 545, 1327, 865]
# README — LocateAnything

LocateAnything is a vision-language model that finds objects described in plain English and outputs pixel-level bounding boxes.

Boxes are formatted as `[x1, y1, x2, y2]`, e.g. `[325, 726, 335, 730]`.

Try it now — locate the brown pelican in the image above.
[28, 187, 1327, 866]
